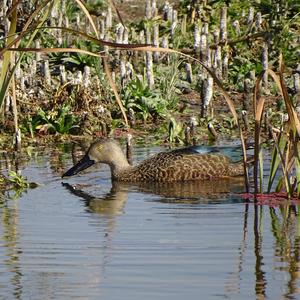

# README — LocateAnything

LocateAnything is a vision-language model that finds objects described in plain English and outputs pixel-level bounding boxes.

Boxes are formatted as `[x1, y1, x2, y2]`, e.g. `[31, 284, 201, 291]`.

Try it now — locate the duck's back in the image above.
[117, 148, 244, 182]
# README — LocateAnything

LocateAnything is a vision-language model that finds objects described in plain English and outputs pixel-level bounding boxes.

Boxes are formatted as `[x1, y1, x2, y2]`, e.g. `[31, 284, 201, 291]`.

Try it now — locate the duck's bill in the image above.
[62, 154, 95, 177]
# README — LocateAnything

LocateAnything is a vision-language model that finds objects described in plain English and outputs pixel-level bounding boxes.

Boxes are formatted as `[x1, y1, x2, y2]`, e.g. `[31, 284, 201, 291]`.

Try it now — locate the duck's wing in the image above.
[178, 145, 243, 159]
[167, 146, 203, 155]
[133, 149, 232, 182]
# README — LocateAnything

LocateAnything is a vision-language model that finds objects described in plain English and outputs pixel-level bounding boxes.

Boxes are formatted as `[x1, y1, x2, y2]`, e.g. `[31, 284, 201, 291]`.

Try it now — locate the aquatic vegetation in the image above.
[155, 58, 181, 107]
[121, 77, 171, 123]
[48, 40, 101, 71]
[250, 57, 300, 199]
[6, 171, 31, 190]
[21, 105, 80, 135]
[167, 117, 185, 144]
[0, 171, 37, 201]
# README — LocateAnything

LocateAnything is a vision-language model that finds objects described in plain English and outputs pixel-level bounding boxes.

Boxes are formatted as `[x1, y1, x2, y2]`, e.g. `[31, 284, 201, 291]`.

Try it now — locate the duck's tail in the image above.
[228, 157, 254, 177]
[228, 162, 245, 177]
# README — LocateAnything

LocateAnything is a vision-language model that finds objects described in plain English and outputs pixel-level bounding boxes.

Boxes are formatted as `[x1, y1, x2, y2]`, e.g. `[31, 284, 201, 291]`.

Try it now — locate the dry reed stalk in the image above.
[145, 28, 154, 88]
[152, 0, 157, 17]
[185, 63, 193, 83]
[255, 12, 262, 31]
[184, 125, 191, 145]
[201, 75, 214, 118]
[213, 46, 222, 79]
[120, 55, 127, 88]
[220, 6, 227, 44]
[83, 66, 90, 88]
[42, 60, 51, 86]
[247, 7, 254, 26]
[171, 9, 177, 38]
[194, 24, 201, 54]
[153, 24, 160, 63]
[59, 65, 66, 85]
[145, 0, 152, 20]
[199, 32, 207, 63]
[222, 50, 229, 81]
[232, 20, 241, 36]
[126, 133, 133, 165]
[262, 42, 269, 89]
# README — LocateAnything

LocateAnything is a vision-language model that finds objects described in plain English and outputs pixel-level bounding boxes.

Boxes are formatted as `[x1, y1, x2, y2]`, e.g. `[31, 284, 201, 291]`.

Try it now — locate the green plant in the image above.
[120, 57, 181, 125]
[229, 57, 262, 86]
[121, 77, 169, 123]
[0, 171, 38, 200]
[222, 115, 237, 129]
[0, 0, 129, 141]
[21, 105, 79, 135]
[255, 0, 300, 66]
[7, 171, 31, 189]
[49, 40, 101, 71]
[167, 117, 185, 144]
[156, 58, 181, 107]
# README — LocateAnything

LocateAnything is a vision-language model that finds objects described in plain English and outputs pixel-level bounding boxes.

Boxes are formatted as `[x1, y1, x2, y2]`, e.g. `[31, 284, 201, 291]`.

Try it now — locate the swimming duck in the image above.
[62, 139, 244, 182]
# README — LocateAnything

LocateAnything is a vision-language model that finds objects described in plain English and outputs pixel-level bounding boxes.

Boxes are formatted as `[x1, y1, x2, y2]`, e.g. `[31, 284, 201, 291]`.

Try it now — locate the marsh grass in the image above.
[252, 56, 300, 199]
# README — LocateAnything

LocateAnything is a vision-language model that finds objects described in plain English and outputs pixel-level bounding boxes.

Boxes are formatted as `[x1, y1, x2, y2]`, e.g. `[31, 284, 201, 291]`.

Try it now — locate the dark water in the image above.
[1, 143, 300, 300]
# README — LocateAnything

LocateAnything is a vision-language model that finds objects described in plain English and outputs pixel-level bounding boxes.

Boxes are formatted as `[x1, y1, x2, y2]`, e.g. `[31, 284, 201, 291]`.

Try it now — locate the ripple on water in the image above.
[0, 145, 299, 300]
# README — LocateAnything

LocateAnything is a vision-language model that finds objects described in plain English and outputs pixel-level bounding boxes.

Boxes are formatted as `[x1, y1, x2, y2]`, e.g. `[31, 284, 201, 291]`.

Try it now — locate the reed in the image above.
[252, 55, 300, 199]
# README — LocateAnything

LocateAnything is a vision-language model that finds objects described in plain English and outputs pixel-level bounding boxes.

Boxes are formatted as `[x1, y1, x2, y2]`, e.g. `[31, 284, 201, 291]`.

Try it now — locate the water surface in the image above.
[0, 143, 300, 299]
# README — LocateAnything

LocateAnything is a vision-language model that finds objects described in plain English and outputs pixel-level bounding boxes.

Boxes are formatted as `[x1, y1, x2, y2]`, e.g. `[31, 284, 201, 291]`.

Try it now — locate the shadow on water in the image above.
[1, 145, 300, 299]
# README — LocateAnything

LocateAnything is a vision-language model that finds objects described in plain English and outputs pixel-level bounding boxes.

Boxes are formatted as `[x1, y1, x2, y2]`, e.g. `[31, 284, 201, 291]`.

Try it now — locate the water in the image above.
[0, 143, 300, 300]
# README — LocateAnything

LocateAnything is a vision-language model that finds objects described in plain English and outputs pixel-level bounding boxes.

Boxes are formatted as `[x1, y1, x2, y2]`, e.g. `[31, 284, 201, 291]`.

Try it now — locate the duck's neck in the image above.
[108, 150, 132, 179]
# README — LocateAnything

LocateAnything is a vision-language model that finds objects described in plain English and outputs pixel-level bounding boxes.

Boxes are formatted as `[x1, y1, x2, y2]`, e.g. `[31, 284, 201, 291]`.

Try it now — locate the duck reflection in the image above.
[135, 178, 245, 203]
[62, 177, 245, 216]
[62, 182, 128, 215]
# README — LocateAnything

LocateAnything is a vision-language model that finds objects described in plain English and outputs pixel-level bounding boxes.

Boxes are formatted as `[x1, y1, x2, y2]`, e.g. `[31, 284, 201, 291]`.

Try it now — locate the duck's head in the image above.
[62, 139, 128, 177]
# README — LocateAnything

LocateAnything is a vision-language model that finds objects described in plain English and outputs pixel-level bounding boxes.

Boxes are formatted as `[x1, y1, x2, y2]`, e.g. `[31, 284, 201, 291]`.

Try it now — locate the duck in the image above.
[62, 139, 245, 182]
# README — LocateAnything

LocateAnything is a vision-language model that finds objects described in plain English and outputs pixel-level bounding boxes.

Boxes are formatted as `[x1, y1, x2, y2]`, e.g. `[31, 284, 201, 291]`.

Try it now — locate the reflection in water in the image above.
[225, 202, 249, 295]
[254, 205, 267, 298]
[269, 206, 300, 297]
[135, 178, 245, 203]
[62, 177, 245, 214]
[0, 198, 22, 299]
[62, 182, 128, 215]
[223, 203, 300, 299]
[244, 204, 300, 299]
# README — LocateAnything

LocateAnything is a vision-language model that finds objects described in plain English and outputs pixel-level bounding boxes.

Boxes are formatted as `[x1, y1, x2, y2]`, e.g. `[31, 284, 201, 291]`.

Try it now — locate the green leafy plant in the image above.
[155, 58, 181, 107]
[167, 117, 185, 144]
[21, 105, 79, 135]
[121, 77, 169, 123]
[0, 171, 38, 200]
[229, 58, 262, 86]
[7, 171, 31, 189]
[49, 40, 101, 71]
